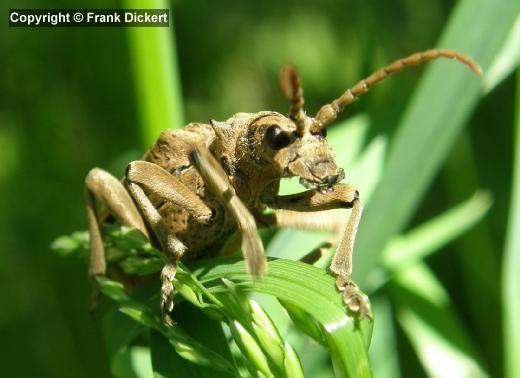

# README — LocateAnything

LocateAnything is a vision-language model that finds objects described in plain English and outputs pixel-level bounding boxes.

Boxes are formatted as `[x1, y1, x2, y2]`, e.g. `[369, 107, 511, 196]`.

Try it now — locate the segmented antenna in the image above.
[312, 49, 482, 132]
[279, 64, 307, 136]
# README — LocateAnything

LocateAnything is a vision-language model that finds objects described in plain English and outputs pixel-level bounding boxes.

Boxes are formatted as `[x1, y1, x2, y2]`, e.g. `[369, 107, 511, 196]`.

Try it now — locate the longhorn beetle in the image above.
[85, 49, 481, 325]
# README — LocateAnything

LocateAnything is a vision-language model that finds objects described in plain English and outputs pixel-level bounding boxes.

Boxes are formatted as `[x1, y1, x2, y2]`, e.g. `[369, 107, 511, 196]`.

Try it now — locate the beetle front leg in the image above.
[255, 209, 345, 264]
[267, 184, 372, 319]
[329, 195, 372, 320]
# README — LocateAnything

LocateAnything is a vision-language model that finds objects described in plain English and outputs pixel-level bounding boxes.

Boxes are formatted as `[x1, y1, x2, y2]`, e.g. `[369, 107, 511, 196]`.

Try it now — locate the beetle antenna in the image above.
[312, 49, 482, 132]
[280, 64, 307, 136]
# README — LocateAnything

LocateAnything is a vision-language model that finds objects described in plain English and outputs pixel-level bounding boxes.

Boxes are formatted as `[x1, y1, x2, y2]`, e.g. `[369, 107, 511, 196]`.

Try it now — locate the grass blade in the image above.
[482, 14, 520, 94]
[124, 0, 184, 146]
[381, 191, 492, 273]
[103, 308, 152, 378]
[190, 258, 373, 378]
[397, 307, 488, 378]
[393, 263, 489, 378]
[355, 0, 520, 283]
[502, 65, 520, 378]
[149, 329, 233, 378]
[368, 298, 400, 378]
[96, 277, 238, 375]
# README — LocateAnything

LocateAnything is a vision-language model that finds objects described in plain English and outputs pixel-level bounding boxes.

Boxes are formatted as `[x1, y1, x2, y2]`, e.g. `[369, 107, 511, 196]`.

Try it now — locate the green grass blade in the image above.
[441, 132, 502, 370]
[96, 277, 238, 375]
[124, 0, 184, 146]
[482, 14, 520, 93]
[355, 0, 520, 283]
[381, 191, 492, 274]
[103, 308, 153, 378]
[397, 307, 488, 378]
[368, 298, 400, 378]
[393, 263, 489, 378]
[190, 258, 373, 378]
[149, 328, 233, 378]
[148, 303, 235, 378]
[502, 65, 520, 378]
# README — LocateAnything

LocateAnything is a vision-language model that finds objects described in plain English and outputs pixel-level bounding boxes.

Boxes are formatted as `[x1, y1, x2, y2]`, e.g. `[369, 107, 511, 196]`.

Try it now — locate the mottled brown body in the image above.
[85, 49, 480, 325]
[141, 113, 290, 258]
[142, 123, 231, 258]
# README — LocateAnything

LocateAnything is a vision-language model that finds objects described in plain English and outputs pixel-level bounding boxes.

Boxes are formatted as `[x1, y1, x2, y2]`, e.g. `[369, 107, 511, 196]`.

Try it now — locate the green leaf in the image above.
[280, 300, 326, 346]
[347, 135, 387, 203]
[120, 256, 164, 275]
[355, 0, 520, 284]
[97, 275, 237, 375]
[502, 65, 520, 378]
[230, 320, 275, 378]
[149, 329, 234, 378]
[110, 346, 153, 378]
[105, 225, 157, 254]
[397, 307, 488, 378]
[378, 191, 492, 287]
[189, 257, 373, 378]
[283, 341, 305, 378]
[50, 231, 88, 256]
[393, 262, 488, 378]
[368, 298, 400, 378]
[119, 305, 233, 373]
[482, 14, 520, 93]
[97, 277, 132, 303]
[103, 308, 151, 378]
[124, 0, 184, 146]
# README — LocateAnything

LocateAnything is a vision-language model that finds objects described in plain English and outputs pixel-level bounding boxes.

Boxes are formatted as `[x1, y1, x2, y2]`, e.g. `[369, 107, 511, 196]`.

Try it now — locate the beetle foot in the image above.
[335, 276, 372, 321]
[160, 262, 177, 327]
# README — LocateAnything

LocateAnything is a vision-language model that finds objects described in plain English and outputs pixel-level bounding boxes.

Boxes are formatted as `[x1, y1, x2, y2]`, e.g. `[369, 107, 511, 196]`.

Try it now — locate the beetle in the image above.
[85, 49, 480, 325]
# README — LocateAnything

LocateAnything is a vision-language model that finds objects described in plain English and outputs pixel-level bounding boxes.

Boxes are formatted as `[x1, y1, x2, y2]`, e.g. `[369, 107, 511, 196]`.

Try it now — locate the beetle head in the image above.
[248, 112, 344, 192]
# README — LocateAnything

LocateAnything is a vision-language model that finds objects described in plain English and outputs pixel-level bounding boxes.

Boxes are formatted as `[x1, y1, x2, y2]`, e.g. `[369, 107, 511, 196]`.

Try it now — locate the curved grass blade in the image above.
[188, 257, 373, 378]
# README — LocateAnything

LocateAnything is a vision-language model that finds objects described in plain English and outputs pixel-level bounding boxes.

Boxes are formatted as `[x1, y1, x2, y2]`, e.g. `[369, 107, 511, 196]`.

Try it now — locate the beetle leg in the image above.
[256, 208, 345, 231]
[330, 194, 372, 320]
[255, 209, 345, 264]
[191, 146, 267, 277]
[126, 181, 187, 326]
[125, 161, 213, 222]
[85, 168, 149, 276]
[125, 160, 219, 325]
[265, 184, 372, 320]
[85, 168, 149, 313]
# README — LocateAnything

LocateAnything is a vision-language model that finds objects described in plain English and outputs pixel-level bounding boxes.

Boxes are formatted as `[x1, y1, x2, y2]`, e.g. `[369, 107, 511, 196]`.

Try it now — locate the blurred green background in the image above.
[1, 0, 519, 377]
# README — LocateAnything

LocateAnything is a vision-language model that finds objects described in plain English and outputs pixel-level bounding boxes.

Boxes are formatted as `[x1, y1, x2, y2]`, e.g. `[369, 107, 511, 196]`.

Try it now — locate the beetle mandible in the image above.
[85, 49, 481, 325]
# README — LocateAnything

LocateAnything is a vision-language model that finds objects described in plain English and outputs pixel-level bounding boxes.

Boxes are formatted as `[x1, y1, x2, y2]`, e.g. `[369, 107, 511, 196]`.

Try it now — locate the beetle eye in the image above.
[266, 125, 292, 150]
